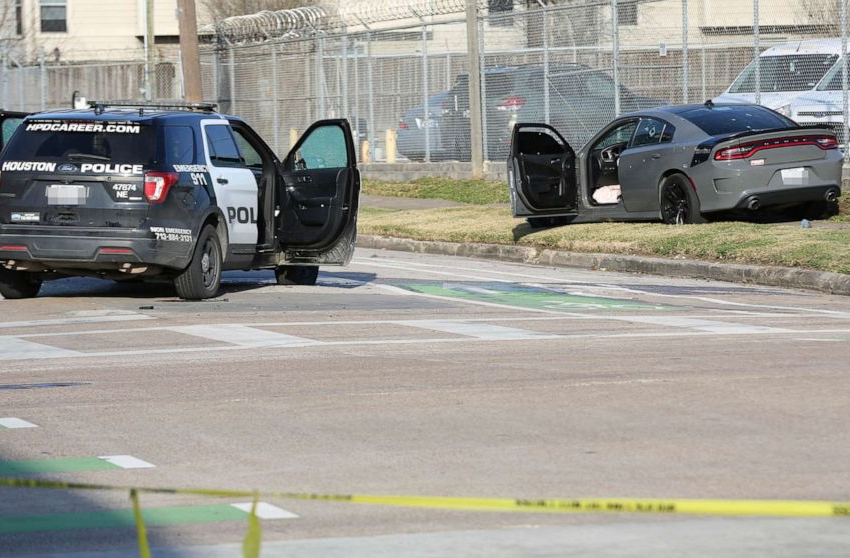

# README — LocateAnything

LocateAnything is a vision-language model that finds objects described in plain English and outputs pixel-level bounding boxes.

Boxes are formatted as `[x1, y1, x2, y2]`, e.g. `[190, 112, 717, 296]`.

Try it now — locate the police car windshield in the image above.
[4, 120, 155, 165]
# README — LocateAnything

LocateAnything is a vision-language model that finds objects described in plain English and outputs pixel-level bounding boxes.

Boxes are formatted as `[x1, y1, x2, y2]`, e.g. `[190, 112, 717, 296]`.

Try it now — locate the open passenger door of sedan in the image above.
[278, 119, 360, 262]
[508, 123, 577, 217]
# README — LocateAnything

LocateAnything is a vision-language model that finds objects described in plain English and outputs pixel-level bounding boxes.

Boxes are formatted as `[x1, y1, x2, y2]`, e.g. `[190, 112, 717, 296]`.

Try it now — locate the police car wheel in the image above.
[174, 225, 222, 300]
[0, 268, 42, 299]
[275, 265, 319, 286]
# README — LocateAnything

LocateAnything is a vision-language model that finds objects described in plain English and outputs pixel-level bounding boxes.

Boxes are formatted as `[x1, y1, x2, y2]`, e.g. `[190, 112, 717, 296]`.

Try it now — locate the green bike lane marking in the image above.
[397, 283, 669, 312]
[0, 502, 296, 534]
[0, 455, 154, 475]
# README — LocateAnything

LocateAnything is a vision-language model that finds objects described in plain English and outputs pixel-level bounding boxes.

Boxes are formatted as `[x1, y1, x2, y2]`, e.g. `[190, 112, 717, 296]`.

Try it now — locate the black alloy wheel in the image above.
[660, 174, 705, 225]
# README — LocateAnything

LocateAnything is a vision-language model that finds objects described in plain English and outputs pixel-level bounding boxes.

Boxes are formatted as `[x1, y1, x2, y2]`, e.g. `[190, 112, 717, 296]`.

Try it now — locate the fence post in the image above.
[229, 46, 236, 114]
[422, 22, 431, 162]
[841, 0, 848, 159]
[612, 0, 621, 116]
[272, 46, 280, 155]
[478, 17, 488, 162]
[367, 32, 375, 162]
[753, 0, 760, 105]
[465, 0, 484, 177]
[40, 50, 46, 110]
[342, 28, 349, 127]
[0, 50, 6, 110]
[17, 59, 23, 111]
[543, 4, 550, 125]
[316, 35, 326, 118]
[682, 0, 688, 103]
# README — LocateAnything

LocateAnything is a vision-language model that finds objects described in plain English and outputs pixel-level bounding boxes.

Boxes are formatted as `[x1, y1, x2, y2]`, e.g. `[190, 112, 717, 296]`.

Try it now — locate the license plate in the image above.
[780, 167, 808, 185]
[47, 184, 88, 205]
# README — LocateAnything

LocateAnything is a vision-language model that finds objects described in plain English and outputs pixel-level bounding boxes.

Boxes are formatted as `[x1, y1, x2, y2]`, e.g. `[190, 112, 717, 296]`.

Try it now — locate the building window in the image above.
[40, 0, 67, 33]
[617, 3, 638, 26]
[15, 0, 22, 35]
[488, 0, 514, 27]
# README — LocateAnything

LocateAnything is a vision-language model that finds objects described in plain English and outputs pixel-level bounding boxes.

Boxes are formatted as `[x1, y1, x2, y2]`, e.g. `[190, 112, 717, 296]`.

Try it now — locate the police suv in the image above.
[0, 103, 360, 299]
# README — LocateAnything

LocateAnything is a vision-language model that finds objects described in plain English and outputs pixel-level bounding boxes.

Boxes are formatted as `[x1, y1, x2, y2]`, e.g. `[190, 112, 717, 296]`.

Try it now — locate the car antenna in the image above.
[704, 99, 714, 108]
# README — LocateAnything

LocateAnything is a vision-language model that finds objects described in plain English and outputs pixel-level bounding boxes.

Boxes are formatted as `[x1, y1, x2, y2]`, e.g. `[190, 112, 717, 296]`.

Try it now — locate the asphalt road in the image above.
[2, 248, 850, 557]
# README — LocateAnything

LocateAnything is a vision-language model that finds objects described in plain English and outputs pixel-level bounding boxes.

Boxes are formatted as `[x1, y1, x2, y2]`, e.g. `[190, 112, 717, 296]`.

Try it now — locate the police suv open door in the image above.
[509, 123, 577, 217]
[279, 119, 360, 261]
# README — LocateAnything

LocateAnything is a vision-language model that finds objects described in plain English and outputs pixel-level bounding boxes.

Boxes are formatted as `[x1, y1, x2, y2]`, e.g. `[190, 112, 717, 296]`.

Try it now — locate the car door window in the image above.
[204, 125, 244, 168]
[2, 117, 23, 146]
[232, 130, 263, 170]
[595, 120, 638, 150]
[294, 125, 348, 170]
[631, 118, 668, 147]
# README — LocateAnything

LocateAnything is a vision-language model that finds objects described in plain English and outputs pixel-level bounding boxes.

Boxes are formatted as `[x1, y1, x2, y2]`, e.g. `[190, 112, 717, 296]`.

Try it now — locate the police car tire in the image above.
[0, 268, 42, 299]
[275, 265, 319, 286]
[174, 225, 222, 300]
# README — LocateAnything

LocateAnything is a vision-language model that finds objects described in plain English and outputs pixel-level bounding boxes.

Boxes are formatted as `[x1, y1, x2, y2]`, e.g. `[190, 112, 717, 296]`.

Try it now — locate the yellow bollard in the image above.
[385, 129, 397, 164]
[289, 128, 298, 150]
[361, 140, 370, 164]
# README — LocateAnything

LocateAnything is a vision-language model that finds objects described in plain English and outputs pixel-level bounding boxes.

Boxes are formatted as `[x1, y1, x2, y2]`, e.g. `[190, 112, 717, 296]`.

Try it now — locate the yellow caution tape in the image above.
[1, 477, 848, 518]
[130, 489, 151, 558]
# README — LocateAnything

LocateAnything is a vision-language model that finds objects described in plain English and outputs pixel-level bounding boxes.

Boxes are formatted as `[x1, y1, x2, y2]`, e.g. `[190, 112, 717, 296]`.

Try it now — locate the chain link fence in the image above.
[1, 0, 848, 164]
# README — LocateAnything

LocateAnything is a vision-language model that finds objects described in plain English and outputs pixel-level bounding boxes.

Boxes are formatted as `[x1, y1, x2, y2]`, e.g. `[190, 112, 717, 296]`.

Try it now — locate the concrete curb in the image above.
[357, 235, 850, 296]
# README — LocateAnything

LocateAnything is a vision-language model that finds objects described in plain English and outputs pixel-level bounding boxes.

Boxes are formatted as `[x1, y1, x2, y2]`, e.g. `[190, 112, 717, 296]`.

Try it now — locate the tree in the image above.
[201, 0, 319, 22]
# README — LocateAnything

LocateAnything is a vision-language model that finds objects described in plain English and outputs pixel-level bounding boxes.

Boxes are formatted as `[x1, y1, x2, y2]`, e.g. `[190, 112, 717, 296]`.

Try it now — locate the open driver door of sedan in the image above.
[508, 123, 578, 218]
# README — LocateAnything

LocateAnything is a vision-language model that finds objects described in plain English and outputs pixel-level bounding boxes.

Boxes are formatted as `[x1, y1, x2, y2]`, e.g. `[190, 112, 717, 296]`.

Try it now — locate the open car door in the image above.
[508, 123, 577, 217]
[278, 119, 360, 263]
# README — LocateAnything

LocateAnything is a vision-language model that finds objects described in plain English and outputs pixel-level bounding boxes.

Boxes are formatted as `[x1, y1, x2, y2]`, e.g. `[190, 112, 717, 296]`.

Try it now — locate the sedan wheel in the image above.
[660, 174, 705, 225]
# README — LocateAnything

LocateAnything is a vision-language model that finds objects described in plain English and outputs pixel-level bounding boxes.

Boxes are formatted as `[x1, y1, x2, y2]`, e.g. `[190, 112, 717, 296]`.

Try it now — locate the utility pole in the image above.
[465, 0, 484, 178]
[144, 0, 156, 100]
[177, 0, 203, 102]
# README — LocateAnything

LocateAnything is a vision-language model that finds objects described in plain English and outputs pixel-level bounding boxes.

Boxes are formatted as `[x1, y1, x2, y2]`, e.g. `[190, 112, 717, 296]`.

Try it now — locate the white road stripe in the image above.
[0, 417, 38, 429]
[0, 313, 154, 330]
[168, 325, 314, 348]
[231, 502, 299, 519]
[607, 316, 792, 334]
[399, 320, 561, 340]
[98, 455, 156, 469]
[0, 336, 82, 360]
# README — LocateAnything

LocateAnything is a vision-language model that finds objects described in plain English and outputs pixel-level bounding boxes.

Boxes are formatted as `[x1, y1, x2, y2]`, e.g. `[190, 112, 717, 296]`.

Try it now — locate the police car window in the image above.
[205, 125, 243, 168]
[3, 120, 155, 164]
[295, 125, 348, 170]
[232, 130, 263, 169]
[2, 118, 23, 147]
[595, 120, 638, 150]
[631, 118, 671, 147]
[164, 126, 195, 165]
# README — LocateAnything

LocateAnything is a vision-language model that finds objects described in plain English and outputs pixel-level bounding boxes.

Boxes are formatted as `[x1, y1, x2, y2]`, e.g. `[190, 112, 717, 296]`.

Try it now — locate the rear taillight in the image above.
[714, 135, 839, 161]
[496, 96, 526, 111]
[143, 171, 179, 204]
[399, 121, 409, 129]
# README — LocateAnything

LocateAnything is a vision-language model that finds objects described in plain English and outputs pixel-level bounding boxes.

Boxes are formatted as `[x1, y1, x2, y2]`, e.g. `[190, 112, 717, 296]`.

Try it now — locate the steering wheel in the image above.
[600, 144, 623, 163]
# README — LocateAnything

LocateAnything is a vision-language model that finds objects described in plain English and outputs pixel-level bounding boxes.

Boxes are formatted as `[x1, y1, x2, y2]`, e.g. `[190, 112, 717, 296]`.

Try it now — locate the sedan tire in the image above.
[660, 174, 706, 225]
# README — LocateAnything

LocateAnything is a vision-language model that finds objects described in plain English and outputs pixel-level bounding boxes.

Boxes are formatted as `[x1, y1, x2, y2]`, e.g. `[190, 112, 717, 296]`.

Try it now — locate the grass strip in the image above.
[362, 177, 508, 205]
[359, 206, 850, 275]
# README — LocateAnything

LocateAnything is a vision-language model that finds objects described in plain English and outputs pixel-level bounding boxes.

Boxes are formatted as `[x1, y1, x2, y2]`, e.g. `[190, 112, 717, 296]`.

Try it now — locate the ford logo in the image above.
[57, 163, 78, 173]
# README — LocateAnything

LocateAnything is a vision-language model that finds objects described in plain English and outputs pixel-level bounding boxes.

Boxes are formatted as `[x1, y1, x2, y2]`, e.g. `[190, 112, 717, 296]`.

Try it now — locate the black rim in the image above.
[661, 181, 689, 225]
[200, 237, 219, 289]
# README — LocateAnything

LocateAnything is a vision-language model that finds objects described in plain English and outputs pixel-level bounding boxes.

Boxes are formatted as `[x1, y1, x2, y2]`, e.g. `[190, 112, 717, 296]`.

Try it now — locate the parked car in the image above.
[0, 102, 360, 299]
[441, 64, 660, 161]
[788, 61, 849, 147]
[508, 102, 842, 228]
[714, 39, 844, 113]
[397, 91, 448, 161]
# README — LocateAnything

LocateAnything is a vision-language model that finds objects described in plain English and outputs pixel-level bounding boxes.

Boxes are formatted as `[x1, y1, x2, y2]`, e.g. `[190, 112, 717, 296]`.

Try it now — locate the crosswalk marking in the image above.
[97, 455, 156, 469]
[606, 316, 792, 334]
[0, 336, 82, 360]
[168, 325, 314, 348]
[398, 320, 561, 340]
[0, 418, 38, 429]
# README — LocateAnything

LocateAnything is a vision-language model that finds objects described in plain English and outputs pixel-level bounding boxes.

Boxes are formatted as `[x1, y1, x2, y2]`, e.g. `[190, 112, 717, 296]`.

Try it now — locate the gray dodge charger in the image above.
[508, 102, 843, 226]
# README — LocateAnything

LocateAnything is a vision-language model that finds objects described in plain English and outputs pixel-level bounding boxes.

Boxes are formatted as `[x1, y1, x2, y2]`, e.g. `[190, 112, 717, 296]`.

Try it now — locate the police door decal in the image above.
[200, 121, 259, 247]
